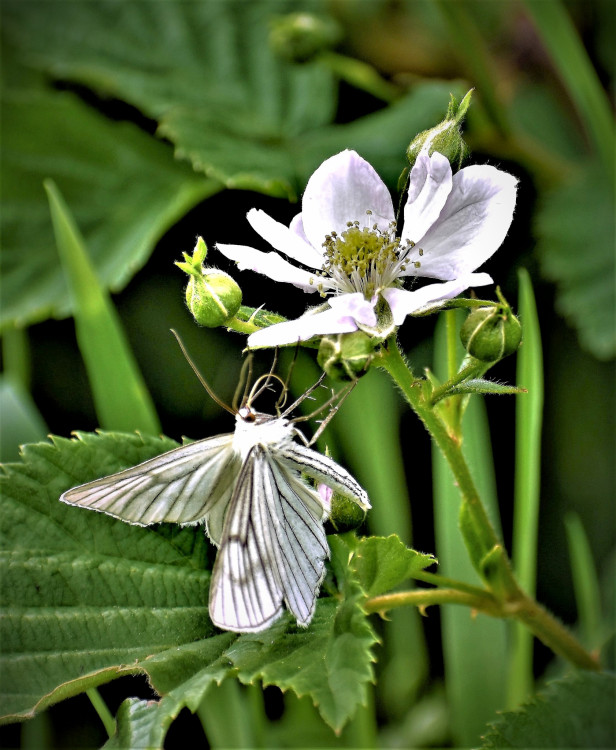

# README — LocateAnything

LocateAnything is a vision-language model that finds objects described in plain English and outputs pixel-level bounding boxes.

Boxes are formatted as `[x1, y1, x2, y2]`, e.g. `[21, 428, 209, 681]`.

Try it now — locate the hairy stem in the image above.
[377, 337, 600, 672]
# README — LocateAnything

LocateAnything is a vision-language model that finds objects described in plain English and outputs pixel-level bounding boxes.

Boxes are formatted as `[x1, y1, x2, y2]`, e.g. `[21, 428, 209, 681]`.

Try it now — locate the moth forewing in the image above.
[59, 433, 237, 527]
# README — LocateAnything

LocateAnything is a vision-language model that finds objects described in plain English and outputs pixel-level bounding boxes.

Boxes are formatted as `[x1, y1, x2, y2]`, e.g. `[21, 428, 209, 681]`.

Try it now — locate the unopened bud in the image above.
[406, 89, 473, 170]
[176, 238, 242, 328]
[460, 303, 522, 362]
[321, 484, 367, 534]
[317, 330, 375, 381]
[269, 12, 341, 63]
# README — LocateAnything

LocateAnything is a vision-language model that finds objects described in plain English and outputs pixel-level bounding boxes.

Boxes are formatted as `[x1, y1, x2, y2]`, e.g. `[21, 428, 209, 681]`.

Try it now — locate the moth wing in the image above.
[279, 444, 370, 510]
[265, 452, 330, 626]
[209, 445, 331, 633]
[209, 446, 285, 633]
[60, 434, 240, 530]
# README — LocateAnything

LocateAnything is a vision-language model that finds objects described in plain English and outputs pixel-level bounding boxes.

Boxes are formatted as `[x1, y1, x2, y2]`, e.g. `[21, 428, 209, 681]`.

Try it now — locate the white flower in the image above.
[217, 149, 517, 347]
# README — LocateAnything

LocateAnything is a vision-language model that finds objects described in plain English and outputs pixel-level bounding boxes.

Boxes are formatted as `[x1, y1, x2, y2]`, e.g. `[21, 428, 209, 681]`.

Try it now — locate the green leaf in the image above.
[481, 671, 616, 748]
[0, 431, 211, 723]
[351, 535, 436, 598]
[0, 432, 377, 736]
[508, 268, 544, 705]
[3, 1, 464, 198]
[441, 378, 526, 398]
[535, 160, 615, 359]
[103, 698, 161, 749]
[1, 85, 217, 331]
[2, 0, 336, 201]
[45, 180, 160, 434]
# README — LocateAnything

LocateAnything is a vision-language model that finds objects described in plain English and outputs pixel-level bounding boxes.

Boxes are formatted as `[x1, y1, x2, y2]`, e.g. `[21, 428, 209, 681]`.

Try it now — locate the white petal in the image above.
[302, 150, 395, 249]
[382, 273, 493, 324]
[247, 307, 358, 348]
[405, 165, 518, 280]
[247, 209, 323, 268]
[401, 152, 452, 245]
[328, 292, 378, 327]
[216, 243, 326, 293]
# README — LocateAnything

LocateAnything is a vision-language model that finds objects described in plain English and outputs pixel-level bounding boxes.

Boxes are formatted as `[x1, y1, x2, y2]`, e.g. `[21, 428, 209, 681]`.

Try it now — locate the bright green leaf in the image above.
[535, 160, 615, 359]
[0, 431, 377, 736]
[351, 535, 436, 598]
[103, 698, 163, 750]
[1, 87, 217, 331]
[0, 431, 211, 723]
[481, 671, 616, 748]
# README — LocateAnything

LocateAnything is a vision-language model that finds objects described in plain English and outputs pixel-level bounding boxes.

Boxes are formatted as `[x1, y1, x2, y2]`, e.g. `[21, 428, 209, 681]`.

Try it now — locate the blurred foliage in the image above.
[0, 0, 614, 748]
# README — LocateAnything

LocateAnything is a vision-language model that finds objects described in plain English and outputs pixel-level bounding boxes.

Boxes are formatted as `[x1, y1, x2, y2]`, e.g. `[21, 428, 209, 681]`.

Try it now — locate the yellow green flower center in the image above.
[319, 216, 415, 298]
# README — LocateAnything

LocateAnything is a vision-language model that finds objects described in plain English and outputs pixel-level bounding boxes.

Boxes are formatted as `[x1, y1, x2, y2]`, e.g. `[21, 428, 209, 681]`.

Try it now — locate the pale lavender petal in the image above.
[247, 208, 323, 268]
[302, 150, 395, 249]
[247, 308, 358, 348]
[400, 152, 452, 245]
[404, 165, 518, 280]
[318, 484, 333, 514]
[328, 292, 378, 327]
[216, 243, 329, 293]
[382, 273, 493, 324]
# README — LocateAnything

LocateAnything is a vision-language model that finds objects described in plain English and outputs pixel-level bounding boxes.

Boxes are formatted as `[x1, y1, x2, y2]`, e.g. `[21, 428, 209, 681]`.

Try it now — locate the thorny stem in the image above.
[376, 336, 600, 672]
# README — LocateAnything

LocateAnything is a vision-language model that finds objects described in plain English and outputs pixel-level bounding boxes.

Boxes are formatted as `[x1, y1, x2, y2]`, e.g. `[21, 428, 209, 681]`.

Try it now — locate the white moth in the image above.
[60, 351, 369, 634]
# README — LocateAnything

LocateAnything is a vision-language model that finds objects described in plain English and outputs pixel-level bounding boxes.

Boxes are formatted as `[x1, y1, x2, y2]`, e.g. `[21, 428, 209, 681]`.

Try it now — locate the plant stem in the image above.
[377, 336, 600, 672]
[86, 687, 115, 738]
[379, 338, 501, 553]
[365, 588, 500, 616]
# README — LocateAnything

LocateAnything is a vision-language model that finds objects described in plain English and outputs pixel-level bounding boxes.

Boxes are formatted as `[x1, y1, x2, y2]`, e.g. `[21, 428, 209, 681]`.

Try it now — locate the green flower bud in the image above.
[185, 270, 242, 328]
[323, 486, 367, 534]
[269, 12, 341, 63]
[460, 304, 522, 362]
[176, 238, 242, 328]
[406, 89, 473, 170]
[317, 330, 375, 381]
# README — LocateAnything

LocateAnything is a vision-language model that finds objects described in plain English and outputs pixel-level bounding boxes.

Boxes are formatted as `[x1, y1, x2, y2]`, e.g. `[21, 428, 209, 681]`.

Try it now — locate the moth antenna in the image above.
[234, 355, 254, 412]
[307, 381, 357, 446]
[171, 329, 235, 415]
[290, 378, 355, 424]
[246, 371, 287, 409]
[280, 372, 327, 417]
[276, 346, 298, 413]
[249, 348, 280, 405]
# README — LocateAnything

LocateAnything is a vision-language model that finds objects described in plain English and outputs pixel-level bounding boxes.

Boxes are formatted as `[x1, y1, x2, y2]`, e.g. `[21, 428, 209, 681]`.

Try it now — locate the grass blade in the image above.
[522, 0, 614, 165]
[565, 512, 603, 651]
[45, 179, 160, 434]
[508, 268, 544, 707]
[433, 311, 508, 745]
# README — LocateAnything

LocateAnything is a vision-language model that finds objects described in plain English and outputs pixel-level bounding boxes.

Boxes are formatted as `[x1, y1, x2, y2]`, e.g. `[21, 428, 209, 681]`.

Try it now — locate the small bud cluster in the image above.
[176, 237, 242, 328]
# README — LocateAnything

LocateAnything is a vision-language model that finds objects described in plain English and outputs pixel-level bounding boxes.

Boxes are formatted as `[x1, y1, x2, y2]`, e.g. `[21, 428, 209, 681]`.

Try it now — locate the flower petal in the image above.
[401, 152, 453, 245]
[328, 292, 378, 327]
[247, 208, 324, 268]
[382, 273, 493, 324]
[302, 150, 395, 249]
[247, 307, 358, 348]
[216, 243, 331, 293]
[404, 165, 518, 280]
